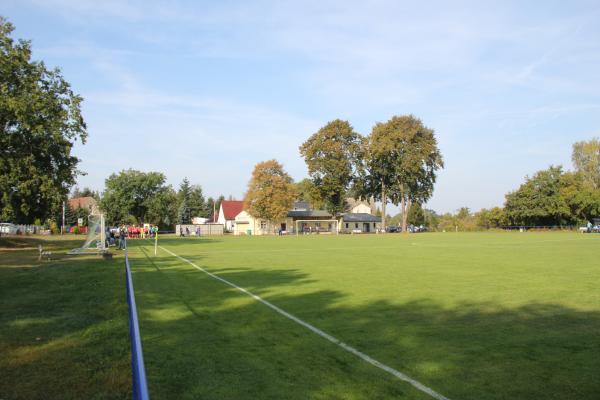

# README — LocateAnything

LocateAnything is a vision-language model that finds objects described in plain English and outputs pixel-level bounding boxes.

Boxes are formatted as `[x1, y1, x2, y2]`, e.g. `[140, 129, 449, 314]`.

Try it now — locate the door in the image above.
[363, 223, 370, 232]
[281, 223, 287, 231]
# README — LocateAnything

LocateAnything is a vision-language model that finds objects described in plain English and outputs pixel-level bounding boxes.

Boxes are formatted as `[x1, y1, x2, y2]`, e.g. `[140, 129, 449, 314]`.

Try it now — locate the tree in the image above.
[299, 119, 362, 215]
[73, 206, 89, 226]
[72, 186, 99, 200]
[476, 207, 507, 229]
[188, 185, 206, 218]
[146, 186, 177, 229]
[559, 171, 600, 223]
[407, 202, 425, 226]
[295, 178, 324, 209]
[423, 208, 440, 230]
[367, 115, 443, 233]
[0, 17, 87, 223]
[572, 138, 600, 189]
[244, 160, 296, 230]
[100, 169, 173, 225]
[357, 134, 390, 229]
[504, 166, 571, 226]
[205, 197, 216, 221]
[177, 178, 192, 224]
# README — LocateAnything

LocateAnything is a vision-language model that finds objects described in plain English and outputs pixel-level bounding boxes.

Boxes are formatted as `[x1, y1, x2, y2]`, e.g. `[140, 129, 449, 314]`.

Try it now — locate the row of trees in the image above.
[240, 116, 444, 232]
[499, 138, 600, 227]
[393, 138, 600, 231]
[98, 170, 227, 228]
[299, 116, 443, 232]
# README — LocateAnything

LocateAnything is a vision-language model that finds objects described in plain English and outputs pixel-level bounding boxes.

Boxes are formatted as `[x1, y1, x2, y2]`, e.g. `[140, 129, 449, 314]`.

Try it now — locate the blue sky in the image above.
[4, 0, 600, 213]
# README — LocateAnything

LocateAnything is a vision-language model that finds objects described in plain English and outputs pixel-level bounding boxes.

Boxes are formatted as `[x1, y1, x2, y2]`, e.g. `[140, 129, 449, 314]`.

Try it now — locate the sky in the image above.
[3, 0, 600, 213]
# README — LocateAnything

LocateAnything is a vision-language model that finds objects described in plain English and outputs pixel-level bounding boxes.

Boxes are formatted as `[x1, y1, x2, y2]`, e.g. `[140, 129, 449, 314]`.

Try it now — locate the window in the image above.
[316, 222, 321, 227]
[260, 221, 267, 230]
[345, 223, 349, 228]
[355, 223, 359, 228]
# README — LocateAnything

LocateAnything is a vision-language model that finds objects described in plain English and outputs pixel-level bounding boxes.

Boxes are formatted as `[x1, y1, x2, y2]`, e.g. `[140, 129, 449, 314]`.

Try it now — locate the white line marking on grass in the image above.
[159, 245, 451, 400]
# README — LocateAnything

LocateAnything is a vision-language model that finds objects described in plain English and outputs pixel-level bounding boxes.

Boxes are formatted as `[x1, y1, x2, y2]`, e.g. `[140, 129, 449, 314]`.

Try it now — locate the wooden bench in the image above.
[38, 245, 52, 261]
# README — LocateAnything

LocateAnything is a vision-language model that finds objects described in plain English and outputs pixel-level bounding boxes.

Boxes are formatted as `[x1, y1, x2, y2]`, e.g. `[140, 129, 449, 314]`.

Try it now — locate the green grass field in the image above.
[126, 232, 600, 400]
[0, 236, 131, 400]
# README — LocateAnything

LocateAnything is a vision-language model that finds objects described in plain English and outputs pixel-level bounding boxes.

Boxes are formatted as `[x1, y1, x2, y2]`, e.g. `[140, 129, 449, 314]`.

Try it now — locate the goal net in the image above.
[295, 219, 338, 236]
[67, 214, 107, 254]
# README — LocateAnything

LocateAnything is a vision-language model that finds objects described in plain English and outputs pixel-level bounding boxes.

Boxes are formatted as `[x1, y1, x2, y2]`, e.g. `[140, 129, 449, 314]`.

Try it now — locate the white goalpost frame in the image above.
[295, 219, 339, 236]
[67, 213, 107, 254]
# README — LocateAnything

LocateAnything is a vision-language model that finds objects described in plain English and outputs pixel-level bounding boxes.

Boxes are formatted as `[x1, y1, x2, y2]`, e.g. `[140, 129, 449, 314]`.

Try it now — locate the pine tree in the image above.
[177, 178, 192, 224]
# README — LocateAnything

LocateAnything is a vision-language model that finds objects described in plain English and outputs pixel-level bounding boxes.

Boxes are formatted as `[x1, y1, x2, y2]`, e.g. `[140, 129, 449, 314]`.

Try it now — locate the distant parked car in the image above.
[386, 226, 399, 233]
[0, 223, 17, 235]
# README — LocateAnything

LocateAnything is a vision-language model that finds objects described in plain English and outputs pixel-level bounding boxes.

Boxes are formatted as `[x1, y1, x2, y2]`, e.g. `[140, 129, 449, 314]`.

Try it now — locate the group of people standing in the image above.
[106, 225, 159, 250]
[125, 225, 158, 239]
[179, 225, 201, 237]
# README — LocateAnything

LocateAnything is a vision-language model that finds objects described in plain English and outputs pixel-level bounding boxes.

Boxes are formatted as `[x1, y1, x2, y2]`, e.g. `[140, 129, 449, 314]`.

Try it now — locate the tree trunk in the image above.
[401, 196, 406, 233]
[381, 183, 387, 231]
[402, 198, 412, 233]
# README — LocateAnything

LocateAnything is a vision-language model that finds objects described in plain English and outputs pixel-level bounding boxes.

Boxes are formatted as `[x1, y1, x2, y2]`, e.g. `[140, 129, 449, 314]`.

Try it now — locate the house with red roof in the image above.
[216, 200, 244, 232]
[68, 196, 99, 214]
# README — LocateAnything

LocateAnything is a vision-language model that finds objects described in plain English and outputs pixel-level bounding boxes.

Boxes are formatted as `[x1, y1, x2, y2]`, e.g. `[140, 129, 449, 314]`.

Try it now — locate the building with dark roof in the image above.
[339, 213, 381, 233]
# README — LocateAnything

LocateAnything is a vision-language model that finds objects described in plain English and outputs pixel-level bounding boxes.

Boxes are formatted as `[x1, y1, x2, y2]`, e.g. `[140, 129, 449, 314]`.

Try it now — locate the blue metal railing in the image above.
[125, 240, 150, 400]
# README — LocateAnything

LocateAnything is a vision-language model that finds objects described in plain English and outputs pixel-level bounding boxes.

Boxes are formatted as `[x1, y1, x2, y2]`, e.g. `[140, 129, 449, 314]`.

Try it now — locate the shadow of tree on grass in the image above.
[0, 239, 131, 400]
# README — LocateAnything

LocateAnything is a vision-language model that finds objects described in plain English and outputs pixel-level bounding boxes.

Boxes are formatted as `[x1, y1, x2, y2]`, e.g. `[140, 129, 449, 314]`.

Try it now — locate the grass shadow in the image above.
[0, 237, 131, 400]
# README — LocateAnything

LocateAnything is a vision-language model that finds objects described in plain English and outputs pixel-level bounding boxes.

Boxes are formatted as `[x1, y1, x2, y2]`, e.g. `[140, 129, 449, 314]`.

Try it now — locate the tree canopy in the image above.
[572, 138, 600, 189]
[0, 17, 87, 223]
[299, 119, 362, 215]
[100, 169, 175, 227]
[244, 160, 295, 224]
[177, 178, 192, 224]
[367, 115, 443, 232]
[504, 166, 571, 226]
[295, 178, 324, 210]
[71, 186, 100, 200]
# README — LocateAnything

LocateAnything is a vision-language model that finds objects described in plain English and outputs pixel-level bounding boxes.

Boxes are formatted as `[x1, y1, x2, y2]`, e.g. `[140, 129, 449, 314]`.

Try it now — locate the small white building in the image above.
[346, 198, 377, 215]
[216, 200, 245, 232]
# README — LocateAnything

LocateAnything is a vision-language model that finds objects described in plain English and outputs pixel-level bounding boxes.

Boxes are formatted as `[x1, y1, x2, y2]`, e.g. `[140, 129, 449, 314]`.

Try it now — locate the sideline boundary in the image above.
[125, 243, 150, 400]
[158, 244, 451, 400]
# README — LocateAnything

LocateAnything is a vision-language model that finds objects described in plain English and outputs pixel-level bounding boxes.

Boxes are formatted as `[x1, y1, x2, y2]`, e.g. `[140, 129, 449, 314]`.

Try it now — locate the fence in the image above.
[0, 224, 48, 236]
[499, 225, 578, 231]
[125, 241, 150, 400]
[175, 223, 224, 236]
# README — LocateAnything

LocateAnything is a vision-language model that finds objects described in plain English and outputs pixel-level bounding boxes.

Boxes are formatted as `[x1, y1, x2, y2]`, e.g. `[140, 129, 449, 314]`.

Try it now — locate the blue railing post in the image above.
[125, 239, 150, 400]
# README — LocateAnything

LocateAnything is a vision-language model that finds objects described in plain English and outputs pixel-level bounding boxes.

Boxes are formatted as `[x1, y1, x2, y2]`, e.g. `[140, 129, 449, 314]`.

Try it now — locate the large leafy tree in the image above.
[0, 17, 87, 223]
[504, 166, 571, 226]
[299, 119, 362, 215]
[100, 169, 175, 226]
[559, 171, 600, 223]
[244, 159, 296, 229]
[367, 115, 443, 233]
[356, 133, 390, 228]
[572, 138, 600, 189]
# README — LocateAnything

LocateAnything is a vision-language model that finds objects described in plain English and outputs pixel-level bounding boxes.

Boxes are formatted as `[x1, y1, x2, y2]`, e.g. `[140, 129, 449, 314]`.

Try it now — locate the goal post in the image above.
[295, 219, 339, 236]
[67, 213, 107, 254]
